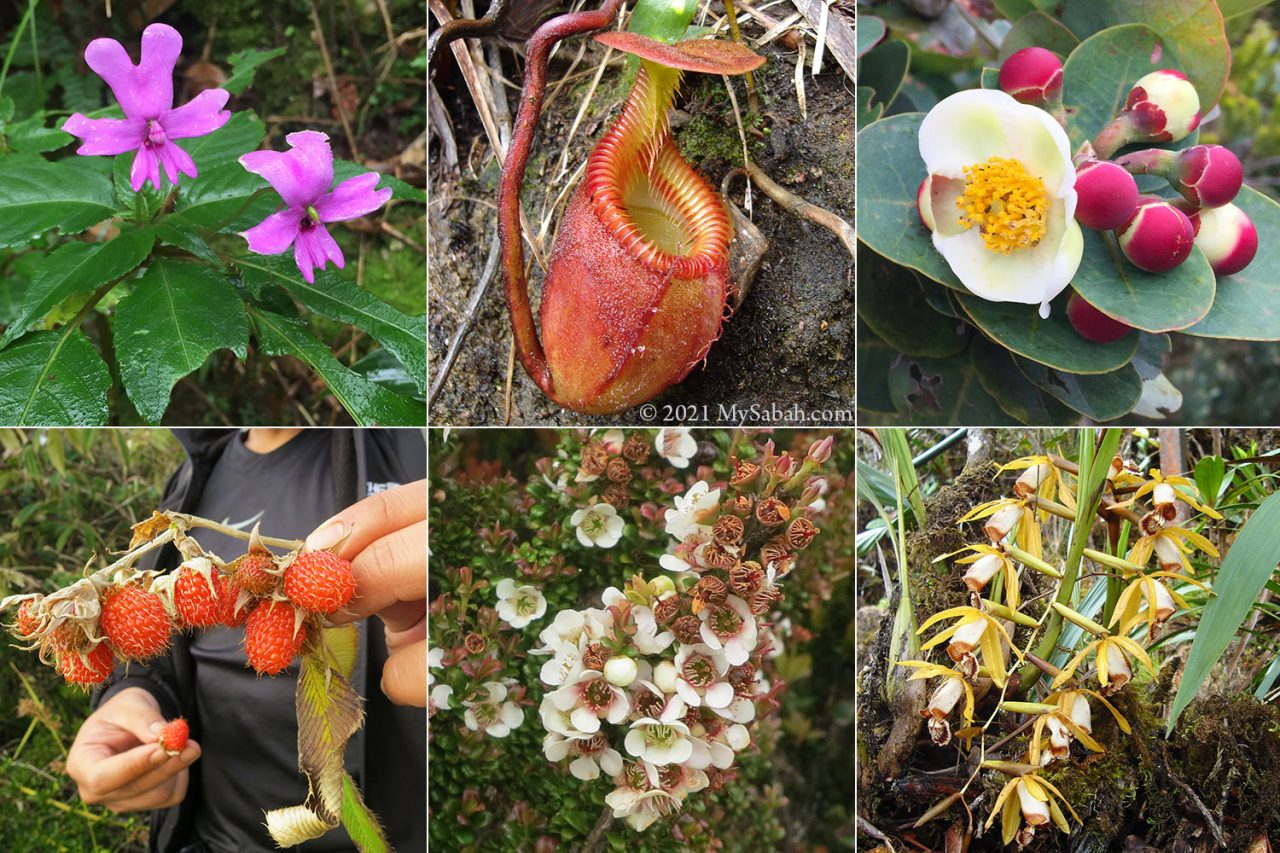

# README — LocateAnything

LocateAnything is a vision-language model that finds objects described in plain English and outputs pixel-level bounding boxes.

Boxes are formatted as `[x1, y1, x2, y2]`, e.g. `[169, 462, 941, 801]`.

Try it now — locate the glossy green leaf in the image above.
[181, 110, 267, 171]
[113, 260, 249, 424]
[251, 309, 424, 426]
[1194, 455, 1226, 510]
[970, 339, 1079, 425]
[858, 40, 910, 114]
[176, 161, 273, 230]
[857, 87, 883, 128]
[0, 156, 115, 248]
[957, 293, 1139, 374]
[1060, 3, 1230, 109]
[1218, 0, 1274, 18]
[1168, 489, 1280, 732]
[6, 116, 72, 153]
[155, 217, 223, 266]
[1071, 227, 1215, 333]
[1013, 354, 1143, 421]
[858, 245, 967, 358]
[998, 12, 1079, 61]
[857, 15, 885, 57]
[0, 227, 154, 349]
[1186, 186, 1280, 340]
[351, 349, 419, 397]
[887, 352, 1018, 425]
[856, 322, 899, 415]
[856, 114, 962, 289]
[0, 329, 110, 425]
[238, 258, 426, 394]
[223, 47, 288, 95]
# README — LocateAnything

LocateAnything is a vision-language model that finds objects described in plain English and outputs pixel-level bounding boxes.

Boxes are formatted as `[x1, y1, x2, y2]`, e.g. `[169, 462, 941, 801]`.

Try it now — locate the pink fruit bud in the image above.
[1116, 197, 1194, 273]
[1067, 293, 1132, 343]
[1189, 203, 1258, 277]
[998, 47, 1064, 104]
[1175, 145, 1243, 208]
[1074, 160, 1139, 230]
[1123, 70, 1201, 142]
[917, 176, 936, 232]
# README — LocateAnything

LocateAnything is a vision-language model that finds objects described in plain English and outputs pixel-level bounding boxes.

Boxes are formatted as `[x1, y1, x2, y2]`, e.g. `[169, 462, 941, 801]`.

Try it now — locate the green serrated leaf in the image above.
[0, 155, 115, 248]
[251, 309, 424, 426]
[239, 259, 425, 395]
[155, 217, 222, 266]
[341, 772, 390, 853]
[1185, 186, 1280, 340]
[0, 329, 110, 425]
[113, 259, 249, 424]
[180, 110, 267, 172]
[6, 115, 72, 153]
[223, 47, 288, 96]
[176, 160, 273, 229]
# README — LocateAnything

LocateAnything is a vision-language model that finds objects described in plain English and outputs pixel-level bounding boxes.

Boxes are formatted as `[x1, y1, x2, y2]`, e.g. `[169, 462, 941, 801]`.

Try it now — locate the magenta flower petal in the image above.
[241, 208, 306, 256]
[62, 114, 146, 155]
[84, 23, 182, 120]
[293, 223, 345, 283]
[160, 88, 231, 139]
[315, 172, 392, 222]
[130, 146, 162, 192]
[155, 140, 198, 185]
[240, 130, 334, 209]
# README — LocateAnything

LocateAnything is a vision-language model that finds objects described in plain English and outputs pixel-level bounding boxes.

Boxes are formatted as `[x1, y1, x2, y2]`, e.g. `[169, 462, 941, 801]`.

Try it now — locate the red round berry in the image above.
[99, 582, 171, 660]
[1116, 197, 1194, 273]
[158, 717, 189, 756]
[1067, 293, 1132, 343]
[1074, 160, 1139, 231]
[283, 552, 356, 615]
[1177, 145, 1243, 209]
[244, 600, 307, 676]
[998, 47, 1063, 104]
[59, 642, 115, 686]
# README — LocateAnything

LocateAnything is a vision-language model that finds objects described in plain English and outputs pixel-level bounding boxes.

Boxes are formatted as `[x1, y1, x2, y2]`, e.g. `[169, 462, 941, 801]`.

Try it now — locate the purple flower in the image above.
[63, 23, 230, 192]
[238, 131, 392, 283]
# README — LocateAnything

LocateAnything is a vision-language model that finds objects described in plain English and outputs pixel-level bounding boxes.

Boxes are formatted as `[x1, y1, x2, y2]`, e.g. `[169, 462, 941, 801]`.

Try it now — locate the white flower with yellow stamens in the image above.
[960, 497, 1042, 559]
[916, 606, 1023, 688]
[1001, 455, 1077, 511]
[917, 89, 1083, 318]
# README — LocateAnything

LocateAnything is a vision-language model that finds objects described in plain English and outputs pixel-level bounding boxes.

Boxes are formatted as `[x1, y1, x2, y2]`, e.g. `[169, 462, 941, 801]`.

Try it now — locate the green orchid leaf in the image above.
[1185, 186, 1280, 340]
[1071, 227, 1215, 333]
[1059, 2, 1230, 108]
[957, 293, 1140, 374]
[1013, 354, 1143, 421]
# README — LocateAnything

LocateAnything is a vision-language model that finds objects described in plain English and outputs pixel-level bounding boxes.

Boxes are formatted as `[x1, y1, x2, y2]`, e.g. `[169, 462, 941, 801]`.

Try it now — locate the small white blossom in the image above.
[605, 656, 639, 687]
[570, 503, 624, 548]
[427, 645, 444, 687]
[624, 687, 693, 766]
[697, 595, 758, 666]
[664, 481, 721, 540]
[430, 684, 453, 712]
[494, 579, 547, 629]
[655, 428, 697, 468]
[462, 682, 524, 738]
[548, 669, 630, 734]
[543, 730, 624, 780]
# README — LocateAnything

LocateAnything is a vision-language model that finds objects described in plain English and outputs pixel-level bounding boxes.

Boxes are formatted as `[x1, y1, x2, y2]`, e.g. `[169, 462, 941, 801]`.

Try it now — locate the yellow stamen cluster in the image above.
[957, 157, 1049, 254]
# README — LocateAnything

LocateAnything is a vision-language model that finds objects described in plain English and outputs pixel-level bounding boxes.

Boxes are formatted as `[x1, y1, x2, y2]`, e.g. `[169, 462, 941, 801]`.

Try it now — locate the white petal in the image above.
[704, 681, 734, 708]
[600, 748, 623, 776]
[576, 527, 594, 548]
[570, 755, 600, 780]
[625, 728, 647, 757]
[544, 734, 571, 761]
[496, 578, 516, 599]
[500, 702, 524, 728]
[571, 707, 601, 734]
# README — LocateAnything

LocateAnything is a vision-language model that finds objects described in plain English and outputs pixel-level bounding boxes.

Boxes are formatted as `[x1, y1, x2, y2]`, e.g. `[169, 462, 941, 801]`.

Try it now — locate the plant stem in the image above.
[721, 0, 759, 115]
[0, 0, 37, 99]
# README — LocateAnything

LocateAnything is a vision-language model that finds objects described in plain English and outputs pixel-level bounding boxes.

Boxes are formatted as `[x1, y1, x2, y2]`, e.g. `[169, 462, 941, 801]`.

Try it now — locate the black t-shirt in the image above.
[183, 431, 355, 853]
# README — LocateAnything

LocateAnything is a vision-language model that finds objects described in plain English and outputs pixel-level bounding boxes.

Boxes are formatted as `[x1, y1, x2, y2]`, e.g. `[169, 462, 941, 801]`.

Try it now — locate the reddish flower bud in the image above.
[1189, 203, 1258, 277]
[1066, 293, 1132, 344]
[1073, 160, 1139, 231]
[1116, 197, 1194, 273]
[998, 47, 1063, 104]
[1122, 69, 1200, 142]
[1175, 145, 1243, 208]
[806, 435, 834, 464]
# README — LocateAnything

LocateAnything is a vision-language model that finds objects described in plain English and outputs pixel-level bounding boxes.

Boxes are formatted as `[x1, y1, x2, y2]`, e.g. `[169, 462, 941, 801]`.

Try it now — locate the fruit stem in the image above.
[1091, 114, 1136, 160]
[170, 513, 304, 551]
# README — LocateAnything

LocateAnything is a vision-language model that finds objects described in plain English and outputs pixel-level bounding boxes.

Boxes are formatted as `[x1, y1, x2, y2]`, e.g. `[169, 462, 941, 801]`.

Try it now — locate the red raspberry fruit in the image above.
[230, 550, 277, 597]
[244, 600, 307, 676]
[100, 583, 171, 660]
[59, 642, 115, 686]
[174, 562, 231, 629]
[14, 597, 42, 639]
[283, 552, 356, 615]
[158, 717, 189, 756]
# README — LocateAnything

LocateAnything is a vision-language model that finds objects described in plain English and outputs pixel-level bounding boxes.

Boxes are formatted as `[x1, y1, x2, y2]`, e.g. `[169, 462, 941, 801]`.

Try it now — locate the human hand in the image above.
[66, 686, 201, 812]
[306, 479, 426, 707]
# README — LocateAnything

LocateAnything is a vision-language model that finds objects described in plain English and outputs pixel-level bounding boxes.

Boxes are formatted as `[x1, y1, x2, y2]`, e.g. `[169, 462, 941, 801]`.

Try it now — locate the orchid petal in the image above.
[160, 88, 231, 139]
[62, 114, 146, 155]
[241, 208, 306, 256]
[316, 172, 392, 222]
[84, 23, 182, 119]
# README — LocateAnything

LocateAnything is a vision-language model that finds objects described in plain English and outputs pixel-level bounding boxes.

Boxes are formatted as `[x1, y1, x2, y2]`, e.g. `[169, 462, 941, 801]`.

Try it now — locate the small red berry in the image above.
[14, 597, 42, 639]
[283, 552, 356, 615]
[998, 47, 1063, 104]
[1067, 293, 1133, 343]
[1190, 203, 1258, 277]
[99, 583, 171, 660]
[1116, 197, 1194, 273]
[1074, 160, 1139, 231]
[59, 642, 114, 686]
[173, 560, 231, 629]
[229, 550, 277, 597]
[244, 600, 307, 676]
[158, 717, 189, 756]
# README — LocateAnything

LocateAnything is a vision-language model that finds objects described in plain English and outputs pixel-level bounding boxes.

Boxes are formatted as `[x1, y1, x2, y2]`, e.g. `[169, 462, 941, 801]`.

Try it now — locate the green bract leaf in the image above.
[0, 330, 110, 425]
[1060, 2, 1230, 108]
[1185, 186, 1280, 340]
[0, 156, 114, 248]
[223, 47, 288, 95]
[113, 259, 249, 424]
[1071, 227, 1215, 333]
[238, 258, 426, 396]
[1012, 354, 1143, 421]
[251, 309, 424, 426]
[0, 227, 154, 349]
[957, 293, 1139, 374]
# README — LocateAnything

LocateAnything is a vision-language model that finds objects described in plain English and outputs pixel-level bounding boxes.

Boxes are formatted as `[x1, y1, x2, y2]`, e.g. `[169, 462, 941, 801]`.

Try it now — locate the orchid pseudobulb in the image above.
[500, 4, 764, 414]
[63, 23, 231, 191]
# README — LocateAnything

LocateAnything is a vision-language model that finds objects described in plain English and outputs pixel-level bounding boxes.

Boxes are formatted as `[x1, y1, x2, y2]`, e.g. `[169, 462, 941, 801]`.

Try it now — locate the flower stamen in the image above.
[957, 156, 1050, 254]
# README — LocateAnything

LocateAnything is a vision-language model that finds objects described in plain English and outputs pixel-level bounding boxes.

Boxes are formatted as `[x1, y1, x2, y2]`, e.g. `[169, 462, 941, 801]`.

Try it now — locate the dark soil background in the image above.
[428, 3, 854, 425]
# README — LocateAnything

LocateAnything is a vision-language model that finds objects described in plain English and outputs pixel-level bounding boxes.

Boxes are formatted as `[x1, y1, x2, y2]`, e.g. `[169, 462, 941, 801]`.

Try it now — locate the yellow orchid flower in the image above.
[917, 606, 1024, 688]
[959, 497, 1042, 560]
[1110, 571, 1207, 639]
[1000, 455, 1077, 513]
[1123, 468, 1222, 520]
[985, 770, 1081, 846]
[1053, 632, 1153, 692]
[1046, 687, 1131, 736]
[1127, 525, 1218, 574]
[948, 543, 1022, 610]
[896, 661, 974, 745]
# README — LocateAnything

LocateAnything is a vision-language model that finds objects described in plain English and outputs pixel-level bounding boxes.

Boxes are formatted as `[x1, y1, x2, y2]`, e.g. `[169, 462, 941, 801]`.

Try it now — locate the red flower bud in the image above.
[998, 47, 1063, 104]
[1073, 160, 1139, 231]
[1116, 197, 1194, 273]
[1175, 145, 1243, 208]
[1122, 69, 1201, 142]
[1066, 293, 1132, 344]
[1189, 203, 1258, 277]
